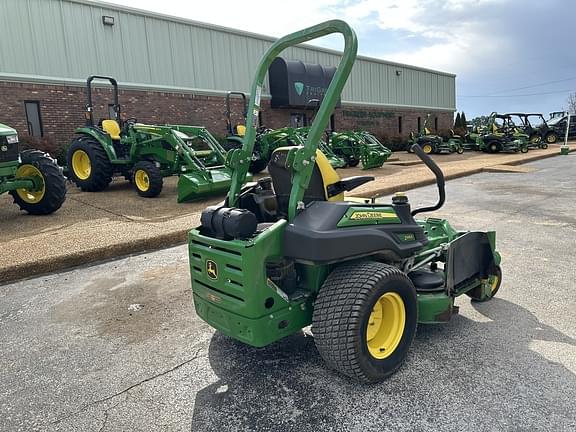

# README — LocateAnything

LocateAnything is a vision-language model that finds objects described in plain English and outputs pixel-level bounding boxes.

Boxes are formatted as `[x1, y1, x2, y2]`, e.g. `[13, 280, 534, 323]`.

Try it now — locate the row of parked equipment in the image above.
[1, 75, 395, 215]
[407, 111, 572, 156]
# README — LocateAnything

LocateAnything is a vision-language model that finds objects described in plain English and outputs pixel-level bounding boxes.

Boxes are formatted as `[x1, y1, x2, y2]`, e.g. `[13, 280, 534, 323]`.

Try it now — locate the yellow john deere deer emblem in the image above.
[206, 260, 218, 280]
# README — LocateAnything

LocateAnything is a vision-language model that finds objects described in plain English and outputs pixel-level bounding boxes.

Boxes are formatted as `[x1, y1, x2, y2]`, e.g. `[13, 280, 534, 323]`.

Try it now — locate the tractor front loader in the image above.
[66, 76, 239, 202]
[187, 20, 502, 383]
[0, 123, 66, 215]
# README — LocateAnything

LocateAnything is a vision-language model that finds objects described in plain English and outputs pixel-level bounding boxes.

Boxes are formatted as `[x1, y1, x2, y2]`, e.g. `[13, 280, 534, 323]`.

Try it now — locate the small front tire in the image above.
[132, 161, 163, 198]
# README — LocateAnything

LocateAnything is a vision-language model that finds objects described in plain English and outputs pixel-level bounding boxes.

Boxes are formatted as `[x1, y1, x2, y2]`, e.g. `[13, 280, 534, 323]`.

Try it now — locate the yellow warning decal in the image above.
[349, 211, 398, 220]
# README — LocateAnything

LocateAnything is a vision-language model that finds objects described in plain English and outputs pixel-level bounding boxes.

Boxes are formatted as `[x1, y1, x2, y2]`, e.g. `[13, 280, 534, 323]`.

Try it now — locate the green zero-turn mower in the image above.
[407, 114, 464, 155]
[188, 21, 502, 383]
[0, 123, 66, 214]
[66, 76, 237, 202]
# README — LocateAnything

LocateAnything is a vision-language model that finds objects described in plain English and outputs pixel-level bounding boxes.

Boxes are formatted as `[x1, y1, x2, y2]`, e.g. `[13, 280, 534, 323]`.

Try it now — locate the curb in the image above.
[1, 148, 573, 285]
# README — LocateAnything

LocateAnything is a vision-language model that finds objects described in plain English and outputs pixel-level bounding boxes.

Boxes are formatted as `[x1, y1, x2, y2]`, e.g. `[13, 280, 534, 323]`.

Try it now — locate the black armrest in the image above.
[326, 176, 375, 198]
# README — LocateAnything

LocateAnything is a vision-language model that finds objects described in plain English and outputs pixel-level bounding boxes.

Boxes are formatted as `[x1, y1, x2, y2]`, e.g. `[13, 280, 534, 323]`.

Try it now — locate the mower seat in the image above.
[268, 146, 374, 216]
[102, 119, 121, 140]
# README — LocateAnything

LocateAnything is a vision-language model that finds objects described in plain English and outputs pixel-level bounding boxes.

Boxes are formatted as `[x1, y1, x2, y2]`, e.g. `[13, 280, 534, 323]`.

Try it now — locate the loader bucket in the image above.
[177, 168, 235, 203]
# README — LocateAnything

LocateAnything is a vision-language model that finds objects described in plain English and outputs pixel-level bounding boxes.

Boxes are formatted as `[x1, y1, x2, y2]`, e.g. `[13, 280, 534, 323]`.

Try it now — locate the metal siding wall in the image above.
[0, 0, 455, 110]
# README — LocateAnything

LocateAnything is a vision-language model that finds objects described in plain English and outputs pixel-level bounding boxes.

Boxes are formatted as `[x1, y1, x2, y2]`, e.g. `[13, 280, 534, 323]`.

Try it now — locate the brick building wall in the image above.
[0, 81, 453, 150]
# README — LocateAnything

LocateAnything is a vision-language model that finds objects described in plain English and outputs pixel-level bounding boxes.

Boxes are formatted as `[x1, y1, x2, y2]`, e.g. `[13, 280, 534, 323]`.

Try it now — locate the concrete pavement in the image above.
[1, 156, 575, 431]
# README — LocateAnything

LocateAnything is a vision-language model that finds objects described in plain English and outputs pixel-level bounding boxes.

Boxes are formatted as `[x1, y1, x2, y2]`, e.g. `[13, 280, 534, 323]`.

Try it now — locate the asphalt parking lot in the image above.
[1, 156, 575, 432]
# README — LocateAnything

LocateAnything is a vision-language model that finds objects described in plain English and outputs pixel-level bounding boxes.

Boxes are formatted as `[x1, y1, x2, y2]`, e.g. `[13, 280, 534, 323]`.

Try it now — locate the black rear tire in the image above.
[249, 157, 268, 174]
[312, 261, 417, 383]
[487, 141, 500, 153]
[10, 150, 66, 215]
[132, 161, 163, 198]
[545, 132, 558, 144]
[345, 156, 360, 168]
[67, 136, 114, 192]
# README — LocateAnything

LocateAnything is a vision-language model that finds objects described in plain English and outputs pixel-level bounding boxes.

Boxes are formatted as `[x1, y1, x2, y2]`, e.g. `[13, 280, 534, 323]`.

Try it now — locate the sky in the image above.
[106, 0, 575, 118]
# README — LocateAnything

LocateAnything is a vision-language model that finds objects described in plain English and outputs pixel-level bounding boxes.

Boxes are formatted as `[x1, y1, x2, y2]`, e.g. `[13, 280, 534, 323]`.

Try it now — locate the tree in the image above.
[454, 112, 461, 128]
[460, 112, 467, 127]
[567, 92, 576, 114]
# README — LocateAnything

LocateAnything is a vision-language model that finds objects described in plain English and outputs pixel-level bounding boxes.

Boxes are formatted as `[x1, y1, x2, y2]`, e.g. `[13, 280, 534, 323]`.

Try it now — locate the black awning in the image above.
[268, 57, 340, 109]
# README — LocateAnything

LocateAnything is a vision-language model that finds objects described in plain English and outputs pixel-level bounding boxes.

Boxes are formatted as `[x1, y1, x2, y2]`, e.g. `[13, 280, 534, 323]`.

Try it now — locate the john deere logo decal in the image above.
[294, 81, 304, 96]
[206, 260, 218, 280]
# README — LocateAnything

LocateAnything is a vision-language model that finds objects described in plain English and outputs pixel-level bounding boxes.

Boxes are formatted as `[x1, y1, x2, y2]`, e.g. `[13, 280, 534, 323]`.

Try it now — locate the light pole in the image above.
[560, 112, 571, 155]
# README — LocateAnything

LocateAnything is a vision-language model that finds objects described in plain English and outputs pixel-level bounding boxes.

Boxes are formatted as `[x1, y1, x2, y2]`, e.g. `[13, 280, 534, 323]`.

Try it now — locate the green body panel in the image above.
[417, 292, 455, 323]
[337, 206, 401, 227]
[189, 220, 319, 347]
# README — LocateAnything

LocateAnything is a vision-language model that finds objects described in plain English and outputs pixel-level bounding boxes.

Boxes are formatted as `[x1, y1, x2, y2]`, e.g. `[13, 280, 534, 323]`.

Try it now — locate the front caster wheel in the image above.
[312, 261, 417, 383]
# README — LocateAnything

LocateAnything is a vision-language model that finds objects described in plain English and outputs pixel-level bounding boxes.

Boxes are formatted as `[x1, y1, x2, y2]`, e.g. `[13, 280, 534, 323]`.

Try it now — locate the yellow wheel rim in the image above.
[422, 144, 433, 154]
[366, 292, 406, 359]
[72, 150, 91, 180]
[134, 169, 150, 192]
[15, 164, 45, 204]
[490, 275, 499, 293]
[546, 134, 555, 143]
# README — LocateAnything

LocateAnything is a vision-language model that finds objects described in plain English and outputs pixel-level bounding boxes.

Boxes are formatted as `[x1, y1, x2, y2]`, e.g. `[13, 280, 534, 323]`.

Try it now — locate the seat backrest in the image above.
[102, 119, 121, 140]
[268, 147, 344, 216]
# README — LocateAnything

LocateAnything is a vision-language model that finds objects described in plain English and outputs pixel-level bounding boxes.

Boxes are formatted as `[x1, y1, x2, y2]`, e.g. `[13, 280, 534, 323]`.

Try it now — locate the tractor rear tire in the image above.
[67, 136, 114, 192]
[9, 150, 66, 215]
[312, 261, 417, 383]
[467, 265, 502, 302]
[249, 158, 268, 174]
[422, 143, 434, 154]
[345, 156, 360, 168]
[132, 161, 163, 198]
[487, 141, 500, 153]
[545, 132, 558, 144]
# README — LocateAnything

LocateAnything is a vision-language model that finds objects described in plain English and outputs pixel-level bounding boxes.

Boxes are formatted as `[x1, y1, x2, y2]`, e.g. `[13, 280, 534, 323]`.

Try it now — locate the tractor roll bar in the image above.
[225, 20, 358, 220]
[85, 75, 120, 127]
[410, 143, 445, 216]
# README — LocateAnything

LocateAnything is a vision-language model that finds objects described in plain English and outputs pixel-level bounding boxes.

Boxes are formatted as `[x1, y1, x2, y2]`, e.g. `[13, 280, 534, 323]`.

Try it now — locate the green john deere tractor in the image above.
[0, 123, 66, 215]
[329, 130, 392, 169]
[407, 114, 464, 155]
[66, 76, 236, 202]
[187, 21, 502, 383]
[506, 113, 555, 148]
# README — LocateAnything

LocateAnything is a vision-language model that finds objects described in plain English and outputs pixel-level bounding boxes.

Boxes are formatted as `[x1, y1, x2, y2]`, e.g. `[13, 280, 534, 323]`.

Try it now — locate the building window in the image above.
[24, 101, 44, 138]
[108, 104, 117, 120]
[435, 117, 439, 131]
[398, 116, 403, 134]
[290, 113, 306, 128]
[417, 117, 421, 133]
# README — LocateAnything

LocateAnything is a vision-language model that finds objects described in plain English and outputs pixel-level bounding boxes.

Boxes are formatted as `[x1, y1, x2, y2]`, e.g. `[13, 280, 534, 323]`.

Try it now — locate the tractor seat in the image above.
[268, 146, 374, 216]
[102, 119, 121, 140]
[408, 269, 445, 292]
[235, 124, 246, 137]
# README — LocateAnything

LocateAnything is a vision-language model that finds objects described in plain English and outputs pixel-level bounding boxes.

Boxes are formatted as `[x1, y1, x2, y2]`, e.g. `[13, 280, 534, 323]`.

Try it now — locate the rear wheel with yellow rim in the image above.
[312, 261, 417, 383]
[9, 150, 66, 215]
[131, 161, 163, 198]
[66, 136, 113, 192]
[422, 143, 434, 154]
